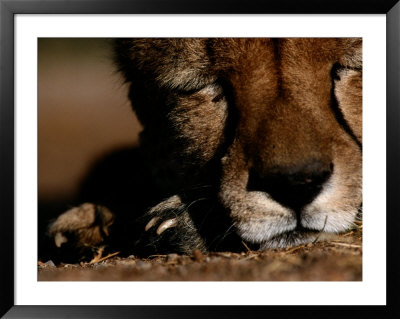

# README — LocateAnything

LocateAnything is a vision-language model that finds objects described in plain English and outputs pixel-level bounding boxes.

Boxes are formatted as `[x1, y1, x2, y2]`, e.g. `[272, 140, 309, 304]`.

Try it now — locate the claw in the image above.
[102, 225, 110, 236]
[145, 217, 160, 231]
[156, 218, 178, 235]
[54, 232, 68, 247]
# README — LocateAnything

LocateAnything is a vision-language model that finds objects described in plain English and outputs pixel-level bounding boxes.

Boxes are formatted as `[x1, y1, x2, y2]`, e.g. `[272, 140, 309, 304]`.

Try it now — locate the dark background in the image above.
[38, 38, 143, 245]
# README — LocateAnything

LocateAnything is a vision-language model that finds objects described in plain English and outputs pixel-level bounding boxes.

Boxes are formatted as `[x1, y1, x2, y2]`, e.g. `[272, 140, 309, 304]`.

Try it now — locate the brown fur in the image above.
[48, 38, 362, 258]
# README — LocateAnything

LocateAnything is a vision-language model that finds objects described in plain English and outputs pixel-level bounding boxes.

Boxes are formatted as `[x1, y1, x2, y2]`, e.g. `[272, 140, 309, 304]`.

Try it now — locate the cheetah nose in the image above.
[247, 161, 333, 210]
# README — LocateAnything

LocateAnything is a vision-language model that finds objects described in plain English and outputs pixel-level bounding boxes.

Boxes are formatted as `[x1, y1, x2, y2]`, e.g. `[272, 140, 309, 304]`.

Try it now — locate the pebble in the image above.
[136, 260, 151, 270]
[91, 261, 108, 270]
[44, 260, 55, 267]
[167, 253, 179, 262]
[192, 249, 205, 262]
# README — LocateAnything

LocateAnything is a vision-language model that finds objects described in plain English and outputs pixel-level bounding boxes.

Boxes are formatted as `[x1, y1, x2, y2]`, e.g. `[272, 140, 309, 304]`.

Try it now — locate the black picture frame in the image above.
[1, 0, 399, 318]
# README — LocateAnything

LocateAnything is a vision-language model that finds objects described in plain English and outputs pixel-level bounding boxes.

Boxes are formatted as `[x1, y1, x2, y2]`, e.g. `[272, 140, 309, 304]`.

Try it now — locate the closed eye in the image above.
[330, 63, 362, 150]
[212, 92, 225, 103]
[331, 62, 362, 80]
[192, 82, 226, 104]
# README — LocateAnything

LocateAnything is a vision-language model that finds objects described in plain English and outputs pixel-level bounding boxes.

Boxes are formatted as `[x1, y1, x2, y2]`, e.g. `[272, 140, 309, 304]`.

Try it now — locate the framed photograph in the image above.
[1, 0, 399, 318]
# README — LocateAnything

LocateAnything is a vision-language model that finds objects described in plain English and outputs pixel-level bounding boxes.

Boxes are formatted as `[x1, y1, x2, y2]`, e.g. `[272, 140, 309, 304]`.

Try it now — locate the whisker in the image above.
[186, 197, 211, 210]
[312, 215, 328, 244]
[210, 223, 236, 247]
[188, 184, 214, 190]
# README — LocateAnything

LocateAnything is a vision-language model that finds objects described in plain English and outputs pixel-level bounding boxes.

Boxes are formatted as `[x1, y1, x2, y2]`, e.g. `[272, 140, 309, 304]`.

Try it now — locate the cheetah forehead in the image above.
[115, 38, 214, 91]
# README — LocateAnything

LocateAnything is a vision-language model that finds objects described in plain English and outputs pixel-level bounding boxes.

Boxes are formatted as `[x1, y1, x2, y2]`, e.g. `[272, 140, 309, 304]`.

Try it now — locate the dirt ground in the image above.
[38, 221, 362, 281]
